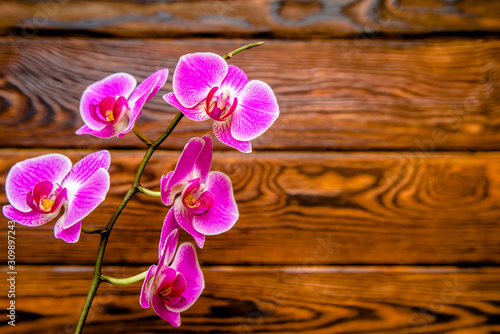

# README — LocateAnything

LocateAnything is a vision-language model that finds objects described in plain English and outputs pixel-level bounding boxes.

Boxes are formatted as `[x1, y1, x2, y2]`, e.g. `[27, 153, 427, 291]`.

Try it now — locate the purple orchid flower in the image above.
[160, 135, 238, 248]
[76, 69, 169, 138]
[140, 227, 204, 327]
[2, 151, 111, 243]
[164, 52, 279, 153]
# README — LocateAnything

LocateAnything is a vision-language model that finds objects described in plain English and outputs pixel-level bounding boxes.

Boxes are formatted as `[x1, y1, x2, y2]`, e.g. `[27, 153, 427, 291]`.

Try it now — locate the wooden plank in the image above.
[2, 149, 500, 265]
[1, 265, 499, 333]
[0, 0, 500, 38]
[0, 38, 500, 151]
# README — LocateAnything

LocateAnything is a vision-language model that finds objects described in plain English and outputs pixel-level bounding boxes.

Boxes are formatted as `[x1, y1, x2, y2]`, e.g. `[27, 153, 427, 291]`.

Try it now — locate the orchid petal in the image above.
[156, 267, 178, 291]
[169, 274, 187, 297]
[169, 242, 204, 312]
[151, 294, 181, 327]
[54, 220, 82, 243]
[140, 265, 157, 308]
[159, 210, 179, 262]
[150, 232, 173, 307]
[181, 179, 213, 216]
[75, 123, 120, 139]
[220, 65, 249, 96]
[172, 52, 228, 108]
[25, 191, 38, 212]
[50, 187, 68, 214]
[196, 135, 212, 183]
[159, 223, 179, 266]
[194, 172, 239, 235]
[2, 205, 58, 227]
[213, 119, 252, 153]
[173, 200, 206, 249]
[63, 150, 111, 187]
[27, 180, 64, 213]
[160, 172, 174, 206]
[32, 180, 54, 196]
[154, 230, 178, 309]
[162, 137, 205, 204]
[5, 153, 72, 212]
[119, 69, 169, 137]
[111, 96, 129, 124]
[79, 73, 136, 131]
[231, 80, 279, 141]
[163, 93, 210, 121]
[61, 168, 110, 229]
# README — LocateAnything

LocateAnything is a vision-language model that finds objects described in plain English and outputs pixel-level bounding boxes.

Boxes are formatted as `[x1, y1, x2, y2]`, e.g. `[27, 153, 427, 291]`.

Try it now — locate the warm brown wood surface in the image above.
[1, 266, 499, 334]
[2, 149, 500, 266]
[0, 0, 499, 38]
[1, 38, 500, 151]
[1, 1, 500, 333]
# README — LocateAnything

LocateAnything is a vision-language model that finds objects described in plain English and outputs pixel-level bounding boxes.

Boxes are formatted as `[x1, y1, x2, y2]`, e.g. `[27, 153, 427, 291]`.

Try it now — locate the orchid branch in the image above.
[133, 125, 153, 146]
[137, 185, 162, 197]
[223, 41, 263, 60]
[81, 225, 108, 234]
[101, 271, 148, 285]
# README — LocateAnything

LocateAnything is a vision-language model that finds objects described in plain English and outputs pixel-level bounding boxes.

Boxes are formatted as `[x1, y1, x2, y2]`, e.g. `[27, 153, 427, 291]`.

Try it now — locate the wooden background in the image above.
[1, 0, 500, 333]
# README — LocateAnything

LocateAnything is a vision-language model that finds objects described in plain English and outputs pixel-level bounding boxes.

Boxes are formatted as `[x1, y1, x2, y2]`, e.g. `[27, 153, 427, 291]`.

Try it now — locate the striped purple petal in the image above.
[172, 52, 228, 108]
[2, 205, 58, 227]
[79, 72, 136, 131]
[213, 118, 252, 153]
[169, 243, 204, 312]
[119, 68, 169, 137]
[159, 220, 179, 266]
[231, 80, 279, 141]
[219, 65, 249, 96]
[140, 265, 157, 308]
[5, 153, 72, 212]
[54, 220, 82, 243]
[151, 294, 181, 327]
[163, 92, 210, 121]
[173, 199, 206, 249]
[62, 168, 110, 230]
[161, 136, 212, 205]
[193, 172, 239, 235]
[63, 150, 111, 187]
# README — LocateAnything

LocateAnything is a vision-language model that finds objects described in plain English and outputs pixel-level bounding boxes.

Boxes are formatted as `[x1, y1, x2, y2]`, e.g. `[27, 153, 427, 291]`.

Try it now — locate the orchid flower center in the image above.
[157, 269, 188, 308]
[181, 178, 214, 216]
[205, 86, 238, 121]
[92, 96, 128, 124]
[26, 180, 67, 214]
[40, 198, 55, 211]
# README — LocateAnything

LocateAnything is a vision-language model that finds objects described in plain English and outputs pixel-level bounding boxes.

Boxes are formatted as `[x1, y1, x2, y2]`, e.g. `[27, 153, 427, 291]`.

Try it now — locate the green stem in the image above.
[74, 112, 184, 334]
[133, 125, 152, 146]
[81, 225, 108, 234]
[223, 41, 263, 60]
[137, 186, 162, 198]
[101, 271, 148, 285]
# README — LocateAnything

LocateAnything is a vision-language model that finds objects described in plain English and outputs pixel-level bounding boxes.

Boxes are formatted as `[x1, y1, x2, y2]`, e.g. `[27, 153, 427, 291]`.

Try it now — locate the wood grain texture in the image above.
[0, 0, 500, 38]
[0, 2, 498, 333]
[2, 149, 500, 266]
[1, 265, 499, 333]
[0, 38, 499, 151]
